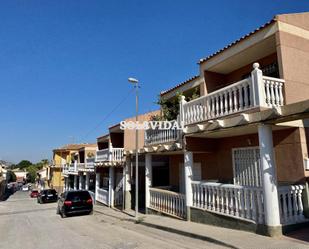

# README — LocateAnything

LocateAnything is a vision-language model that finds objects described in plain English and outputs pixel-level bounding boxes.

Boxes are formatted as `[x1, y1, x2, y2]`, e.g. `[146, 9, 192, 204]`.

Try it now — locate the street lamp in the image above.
[128, 77, 139, 219]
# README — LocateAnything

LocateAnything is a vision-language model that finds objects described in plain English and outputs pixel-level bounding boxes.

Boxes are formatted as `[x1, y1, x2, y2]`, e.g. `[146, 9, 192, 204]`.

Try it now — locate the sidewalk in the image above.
[94, 204, 309, 249]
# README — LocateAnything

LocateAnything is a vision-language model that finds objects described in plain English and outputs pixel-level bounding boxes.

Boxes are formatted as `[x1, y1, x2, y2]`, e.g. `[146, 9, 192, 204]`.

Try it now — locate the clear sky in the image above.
[0, 0, 308, 163]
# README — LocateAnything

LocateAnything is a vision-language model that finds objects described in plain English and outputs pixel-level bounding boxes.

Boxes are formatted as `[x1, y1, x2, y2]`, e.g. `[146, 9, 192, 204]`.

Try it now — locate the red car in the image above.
[30, 190, 39, 198]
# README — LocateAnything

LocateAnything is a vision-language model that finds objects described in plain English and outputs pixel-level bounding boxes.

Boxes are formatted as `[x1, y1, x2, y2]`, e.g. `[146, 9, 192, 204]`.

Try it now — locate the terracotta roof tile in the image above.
[160, 75, 199, 96]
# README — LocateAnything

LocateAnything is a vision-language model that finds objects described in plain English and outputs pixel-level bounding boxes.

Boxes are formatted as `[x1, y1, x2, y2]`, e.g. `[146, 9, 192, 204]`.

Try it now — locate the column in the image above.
[73, 175, 77, 190]
[109, 167, 115, 207]
[79, 175, 83, 190]
[258, 124, 281, 235]
[184, 151, 193, 221]
[85, 173, 90, 190]
[251, 63, 267, 107]
[124, 156, 132, 210]
[145, 154, 152, 212]
[95, 172, 100, 204]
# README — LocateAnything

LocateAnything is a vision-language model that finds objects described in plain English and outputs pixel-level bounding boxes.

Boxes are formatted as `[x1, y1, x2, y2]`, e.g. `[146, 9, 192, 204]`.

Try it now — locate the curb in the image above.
[138, 220, 239, 249]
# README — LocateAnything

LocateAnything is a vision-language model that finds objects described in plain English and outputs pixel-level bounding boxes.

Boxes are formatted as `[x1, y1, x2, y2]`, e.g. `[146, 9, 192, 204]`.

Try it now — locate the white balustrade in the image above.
[191, 181, 264, 224]
[77, 163, 85, 171]
[182, 75, 285, 126]
[96, 148, 124, 162]
[149, 187, 186, 219]
[145, 120, 180, 145]
[85, 158, 95, 168]
[96, 188, 109, 205]
[112, 148, 124, 161]
[262, 76, 285, 107]
[278, 185, 307, 225]
[68, 164, 75, 172]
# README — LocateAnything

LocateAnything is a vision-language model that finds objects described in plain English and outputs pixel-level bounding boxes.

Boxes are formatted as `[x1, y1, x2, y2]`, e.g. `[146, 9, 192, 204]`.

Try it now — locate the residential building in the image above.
[125, 12, 309, 237]
[62, 143, 97, 196]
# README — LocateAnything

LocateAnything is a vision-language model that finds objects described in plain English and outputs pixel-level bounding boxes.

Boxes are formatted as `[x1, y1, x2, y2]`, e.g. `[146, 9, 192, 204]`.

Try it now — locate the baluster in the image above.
[233, 87, 238, 111]
[228, 89, 233, 113]
[215, 96, 219, 117]
[292, 188, 298, 222]
[219, 94, 224, 116]
[270, 80, 275, 106]
[279, 82, 284, 106]
[274, 82, 280, 106]
[264, 80, 270, 106]
[238, 86, 243, 110]
[234, 188, 239, 217]
[224, 91, 228, 114]
[243, 83, 249, 108]
[206, 98, 210, 120]
[239, 189, 245, 218]
[224, 188, 229, 214]
[297, 186, 304, 220]
[251, 190, 257, 222]
[229, 188, 234, 215]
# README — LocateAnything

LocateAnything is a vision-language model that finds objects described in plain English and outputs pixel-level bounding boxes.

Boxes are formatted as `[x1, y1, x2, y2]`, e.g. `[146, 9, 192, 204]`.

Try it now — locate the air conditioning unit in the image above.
[304, 158, 309, 171]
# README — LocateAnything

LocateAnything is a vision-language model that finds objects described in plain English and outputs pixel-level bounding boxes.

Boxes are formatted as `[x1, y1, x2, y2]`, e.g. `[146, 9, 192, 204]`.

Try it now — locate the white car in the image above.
[22, 185, 29, 191]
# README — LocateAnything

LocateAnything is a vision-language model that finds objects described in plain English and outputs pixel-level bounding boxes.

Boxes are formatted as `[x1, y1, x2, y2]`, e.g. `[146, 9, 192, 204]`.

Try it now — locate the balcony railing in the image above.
[191, 181, 264, 224]
[149, 187, 186, 219]
[181, 64, 285, 126]
[77, 163, 85, 171]
[145, 120, 180, 146]
[85, 158, 95, 168]
[95, 148, 124, 162]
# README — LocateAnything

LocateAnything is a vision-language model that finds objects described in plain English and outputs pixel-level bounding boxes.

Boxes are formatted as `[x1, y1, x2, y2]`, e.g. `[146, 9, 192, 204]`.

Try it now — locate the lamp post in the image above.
[128, 77, 139, 219]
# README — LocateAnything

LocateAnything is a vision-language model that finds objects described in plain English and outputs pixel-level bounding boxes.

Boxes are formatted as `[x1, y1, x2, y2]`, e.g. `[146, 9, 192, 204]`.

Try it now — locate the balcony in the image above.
[95, 148, 124, 162]
[145, 120, 181, 146]
[85, 158, 95, 168]
[181, 64, 285, 126]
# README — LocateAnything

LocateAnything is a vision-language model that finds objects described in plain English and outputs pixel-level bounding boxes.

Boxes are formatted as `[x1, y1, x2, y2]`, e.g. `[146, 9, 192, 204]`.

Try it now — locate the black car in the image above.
[37, 189, 58, 204]
[57, 190, 93, 218]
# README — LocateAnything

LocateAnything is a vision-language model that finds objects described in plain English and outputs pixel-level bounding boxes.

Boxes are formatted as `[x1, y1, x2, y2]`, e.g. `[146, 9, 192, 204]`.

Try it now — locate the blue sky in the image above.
[0, 0, 308, 163]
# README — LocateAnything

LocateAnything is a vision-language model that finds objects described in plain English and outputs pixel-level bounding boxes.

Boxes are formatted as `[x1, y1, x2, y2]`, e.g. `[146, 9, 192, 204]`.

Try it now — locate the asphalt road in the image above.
[0, 191, 227, 249]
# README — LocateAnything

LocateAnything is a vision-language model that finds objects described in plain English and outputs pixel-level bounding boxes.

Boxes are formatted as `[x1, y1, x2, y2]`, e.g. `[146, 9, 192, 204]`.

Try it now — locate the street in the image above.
[0, 191, 308, 249]
[0, 191, 226, 249]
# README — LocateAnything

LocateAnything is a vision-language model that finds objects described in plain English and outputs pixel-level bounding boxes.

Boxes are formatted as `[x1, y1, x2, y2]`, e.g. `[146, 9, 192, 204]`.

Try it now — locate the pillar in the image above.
[95, 173, 100, 204]
[79, 175, 83, 190]
[109, 167, 115, 207]
[145, 154, 152, 212]
[73, 175, 77, 190]
[85, 173, 90, 190]
[258, 124, 281, 236]
[124, 156, 132, 210]
[184, 151, 193, 221]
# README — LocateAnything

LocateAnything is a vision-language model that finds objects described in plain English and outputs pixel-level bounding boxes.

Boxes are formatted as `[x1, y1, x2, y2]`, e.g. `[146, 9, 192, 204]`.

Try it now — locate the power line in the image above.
[78, 87, 135, 142]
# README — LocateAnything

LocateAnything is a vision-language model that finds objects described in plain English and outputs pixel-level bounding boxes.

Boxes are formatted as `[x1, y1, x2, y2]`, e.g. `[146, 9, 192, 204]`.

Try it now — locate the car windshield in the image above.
[67, 191, 90, 201]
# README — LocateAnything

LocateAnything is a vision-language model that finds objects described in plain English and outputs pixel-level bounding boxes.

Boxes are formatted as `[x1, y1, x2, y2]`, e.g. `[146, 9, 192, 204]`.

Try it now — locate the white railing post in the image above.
[79, 174, 83, 190]
[74, 160, 77, 172]
[73, 175, 77, 190]
[251, 63, 267, 108]
[109, 142, 113, 161]
[124, 156, 132, 210]
[109, 167, 115, 207]
[184, 151, 193, 220]
[95, 173, 100, 203]
[258, 124, 281, 233]
[85, 173, 90, 190]
[145, 154, 152, 211]
[179, 95, 186, 126]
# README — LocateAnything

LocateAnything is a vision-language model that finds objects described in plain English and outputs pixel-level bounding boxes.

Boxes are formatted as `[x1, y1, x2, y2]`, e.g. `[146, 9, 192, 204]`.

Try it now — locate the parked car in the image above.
[37, 189, 58, 204]
[57, 190, 93, 218]
[22, 184, 29, 191]
[30, 189, 39, 198]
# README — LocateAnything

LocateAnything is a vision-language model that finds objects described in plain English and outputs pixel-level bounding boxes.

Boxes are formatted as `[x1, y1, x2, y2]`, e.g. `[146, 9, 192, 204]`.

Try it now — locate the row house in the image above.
[62, 143, 97, 196]
[94, 111, 159, 209]
[125, 12, 309, 236]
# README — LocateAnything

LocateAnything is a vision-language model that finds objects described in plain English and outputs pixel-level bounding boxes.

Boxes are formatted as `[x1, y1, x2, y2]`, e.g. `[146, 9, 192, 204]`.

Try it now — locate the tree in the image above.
[6, 170, 16, 183]
[16, 160, 32, 169]
[26, 165, 37, 183]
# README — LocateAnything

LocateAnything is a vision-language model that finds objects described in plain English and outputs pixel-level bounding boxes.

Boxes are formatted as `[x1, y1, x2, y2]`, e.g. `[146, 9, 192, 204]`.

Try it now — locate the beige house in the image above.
[123, 12, 309, 237]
